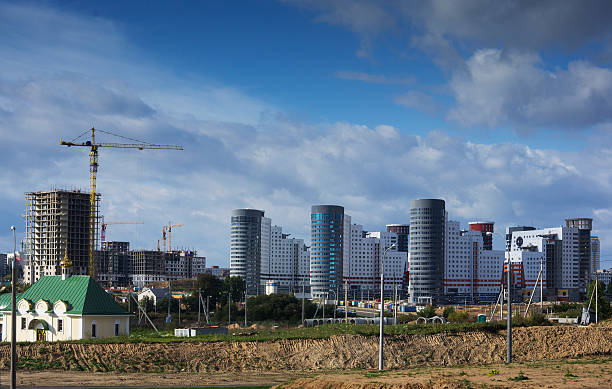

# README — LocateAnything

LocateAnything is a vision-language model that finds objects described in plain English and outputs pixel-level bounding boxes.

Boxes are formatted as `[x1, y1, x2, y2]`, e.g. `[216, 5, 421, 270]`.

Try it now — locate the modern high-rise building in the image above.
[469, 221, 494, 250]
[230, 209, 267, 295]
[310, 205, 345, 298]
[386, 224, 409, 252]
[260, 225, 310, 292]
[591, 236, 600, 273]
[505, 226, 536, 251]
[345, 226, 407, 297]
[566, 218, 593, 292]
[24, 189, 99, 284]
[445, 221, 505, 303]
[510, 226, 580, 301]
[409, 199, 446, 304]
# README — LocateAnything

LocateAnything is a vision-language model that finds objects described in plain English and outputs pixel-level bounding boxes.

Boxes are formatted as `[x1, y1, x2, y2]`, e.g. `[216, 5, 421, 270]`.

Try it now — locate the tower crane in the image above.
[100, 217, 144, 242]
[60, 127, 183, 277]
[161, 222, 183, 253]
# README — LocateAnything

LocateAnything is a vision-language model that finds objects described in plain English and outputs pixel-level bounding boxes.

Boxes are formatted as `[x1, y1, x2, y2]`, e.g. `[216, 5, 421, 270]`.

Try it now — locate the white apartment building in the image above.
[509, 226, 580, 300]
[343, 223, 407, 295]
[506, 248, 547, 302]
[444, 221, 504, 303]
[260, 224, 310, 291]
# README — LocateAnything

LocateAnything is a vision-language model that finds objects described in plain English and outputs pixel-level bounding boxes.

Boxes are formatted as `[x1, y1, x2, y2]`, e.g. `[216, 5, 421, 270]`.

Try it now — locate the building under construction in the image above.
[96, 241, 131, 287]
[24, 189, 100, 283]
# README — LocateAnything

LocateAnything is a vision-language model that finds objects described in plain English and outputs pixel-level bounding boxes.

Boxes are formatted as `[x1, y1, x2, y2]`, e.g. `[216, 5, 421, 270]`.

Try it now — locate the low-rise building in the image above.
[0, 252, 130, 342]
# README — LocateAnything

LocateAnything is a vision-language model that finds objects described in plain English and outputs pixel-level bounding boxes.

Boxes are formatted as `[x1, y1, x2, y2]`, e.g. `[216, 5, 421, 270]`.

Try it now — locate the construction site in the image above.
[24, 189, 100, 284]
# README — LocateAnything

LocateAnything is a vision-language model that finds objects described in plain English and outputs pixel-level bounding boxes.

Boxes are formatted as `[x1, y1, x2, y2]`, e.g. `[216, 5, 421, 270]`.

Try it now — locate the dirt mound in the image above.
[0, 326, 610, 373]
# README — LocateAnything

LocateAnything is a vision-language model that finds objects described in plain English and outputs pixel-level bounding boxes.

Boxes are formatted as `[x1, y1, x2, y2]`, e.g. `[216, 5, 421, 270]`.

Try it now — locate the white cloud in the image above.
[2, 2, 612, 267]
[394, 90, 441, 115]
[334, 71, 415, 85]
[448, 49, 612, 129]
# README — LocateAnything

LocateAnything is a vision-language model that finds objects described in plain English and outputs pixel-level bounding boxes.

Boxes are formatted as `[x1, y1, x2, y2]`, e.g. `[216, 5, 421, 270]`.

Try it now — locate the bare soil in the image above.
[276, 359, 612, 389]
[0, 325, 610, 387]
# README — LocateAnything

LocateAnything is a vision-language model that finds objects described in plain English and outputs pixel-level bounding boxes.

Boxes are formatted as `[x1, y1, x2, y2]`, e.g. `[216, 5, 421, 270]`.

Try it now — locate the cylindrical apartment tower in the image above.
[230, 209, 265, 295]
[469, 221, 494, 250]
[409, 199, 445, 304]
[386, 224, 410, 252]
[310, 205, 344, 299]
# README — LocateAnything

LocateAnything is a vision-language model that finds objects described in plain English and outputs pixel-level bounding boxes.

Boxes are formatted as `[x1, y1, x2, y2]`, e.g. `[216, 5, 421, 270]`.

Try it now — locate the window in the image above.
[114, 322, 120, 336]
[21, 317, 26, 330]
[57, 319, 63, 332]
[91, 323, 97, 338]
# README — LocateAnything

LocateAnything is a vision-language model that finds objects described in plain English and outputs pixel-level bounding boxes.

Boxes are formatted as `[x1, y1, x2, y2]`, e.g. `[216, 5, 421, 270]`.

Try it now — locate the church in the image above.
[0, 250, 131, 342]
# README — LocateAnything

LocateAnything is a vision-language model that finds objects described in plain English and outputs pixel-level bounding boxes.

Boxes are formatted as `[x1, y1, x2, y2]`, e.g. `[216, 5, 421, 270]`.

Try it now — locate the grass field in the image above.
[61, 321, 511, 345]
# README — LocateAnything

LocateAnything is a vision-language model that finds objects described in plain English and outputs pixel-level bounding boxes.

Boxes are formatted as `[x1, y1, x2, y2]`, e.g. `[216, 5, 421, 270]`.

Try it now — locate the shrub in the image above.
[447, 311, 472, 323]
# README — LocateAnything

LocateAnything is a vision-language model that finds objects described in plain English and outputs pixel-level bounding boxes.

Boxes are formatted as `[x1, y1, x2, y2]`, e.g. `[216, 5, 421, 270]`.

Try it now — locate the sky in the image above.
[1, 0, 612, 268]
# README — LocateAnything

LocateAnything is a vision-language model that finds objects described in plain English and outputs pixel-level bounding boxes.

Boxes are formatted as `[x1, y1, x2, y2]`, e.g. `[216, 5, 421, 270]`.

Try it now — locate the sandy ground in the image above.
[0, 326, 610, 373]
[275, 358, 612, 389]
[1, 358, 610, 388]
[0, 370, 312, 388]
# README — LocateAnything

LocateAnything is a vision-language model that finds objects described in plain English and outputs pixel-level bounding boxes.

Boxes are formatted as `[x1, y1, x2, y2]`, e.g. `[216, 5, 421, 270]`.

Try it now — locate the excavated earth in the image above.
[0, 326, 610, 373]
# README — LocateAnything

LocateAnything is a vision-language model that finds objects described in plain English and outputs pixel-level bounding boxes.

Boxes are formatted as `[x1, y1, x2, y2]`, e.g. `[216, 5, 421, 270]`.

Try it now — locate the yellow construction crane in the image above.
[161, 222, 183, 252]
[60, 127, 183, 277]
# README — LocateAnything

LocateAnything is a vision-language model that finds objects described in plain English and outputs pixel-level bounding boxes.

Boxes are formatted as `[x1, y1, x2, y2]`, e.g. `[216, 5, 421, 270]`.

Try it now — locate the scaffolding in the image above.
[25, 189, 100, 283]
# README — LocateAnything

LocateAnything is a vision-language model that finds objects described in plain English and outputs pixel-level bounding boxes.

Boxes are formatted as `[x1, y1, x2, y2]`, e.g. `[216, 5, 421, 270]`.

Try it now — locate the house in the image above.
[0, 250, 131, 342]
[137, 287, 170, 307]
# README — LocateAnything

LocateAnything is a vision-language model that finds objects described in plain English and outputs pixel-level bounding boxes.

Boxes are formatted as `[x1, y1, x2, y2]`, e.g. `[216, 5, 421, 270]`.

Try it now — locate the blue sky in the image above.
[1, 1, 612, 268]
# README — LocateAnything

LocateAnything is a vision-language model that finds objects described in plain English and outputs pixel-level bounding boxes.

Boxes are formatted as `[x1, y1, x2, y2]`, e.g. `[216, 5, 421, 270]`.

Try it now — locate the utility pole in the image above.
[206, 296, 210, 325]
[345, 280, 348, 321]
[595, 274, 598, 324]
[393, 272, 397, 325]
[507, 258, 512, 364]
[322, 294, 325, 320]
[540, 256, 543, 314]
[334, 286, 338, 320]
[379, 244, 395, 371]
[301, 280, 305, 324]
[198, 288, 202, 326]
[10, 226, 17, 389]
[244, 289, 248, 327]
[228, 291, 231, 326]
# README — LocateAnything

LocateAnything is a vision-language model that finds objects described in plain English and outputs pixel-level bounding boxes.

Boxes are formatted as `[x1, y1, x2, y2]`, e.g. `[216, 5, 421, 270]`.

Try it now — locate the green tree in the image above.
[194, 273, 224, 308]
[419, 305, 437, 318]
[606, 282, 612, 298]
[442, 306, 455, 318]
[220, 276, 247, 304]
[584, 280, 612, 320]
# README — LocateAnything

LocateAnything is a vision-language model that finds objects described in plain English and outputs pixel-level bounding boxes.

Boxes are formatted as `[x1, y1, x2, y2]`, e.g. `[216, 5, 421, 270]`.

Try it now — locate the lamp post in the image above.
[10, 225, 17, 389]
[488, 231, 511, 364]
[379, 243, 396, 371]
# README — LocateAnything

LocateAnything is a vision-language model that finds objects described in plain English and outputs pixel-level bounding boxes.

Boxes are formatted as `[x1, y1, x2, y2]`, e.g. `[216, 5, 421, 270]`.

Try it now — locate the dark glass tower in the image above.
[409, 199, 445, 304]
[565, 218, 593, 293]
[386, 224, 409, 253]
[230, 209, 265, 295]
[310, 205, 344, 299]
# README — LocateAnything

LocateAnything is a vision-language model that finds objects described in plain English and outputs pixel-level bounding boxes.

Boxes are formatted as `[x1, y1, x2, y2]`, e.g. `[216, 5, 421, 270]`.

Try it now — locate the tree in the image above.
[584, 280, 612, 320]
[220, 276, 246, 305]
[419, 305, 437, 318]
[194, 273, 223, 308]
[442, 306, 455, 318]
[606, 282, 612, 298]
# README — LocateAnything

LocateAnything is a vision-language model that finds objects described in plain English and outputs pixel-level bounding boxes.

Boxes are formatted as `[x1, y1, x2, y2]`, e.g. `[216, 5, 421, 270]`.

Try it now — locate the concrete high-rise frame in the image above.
[409, 199, 446, 304]
[24, 189, 99, 284]
[311, 205, 344, 299]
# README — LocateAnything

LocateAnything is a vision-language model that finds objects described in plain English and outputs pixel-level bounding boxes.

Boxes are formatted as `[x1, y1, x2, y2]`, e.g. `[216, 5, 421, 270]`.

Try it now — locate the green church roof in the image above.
[0, 276, 129, 316]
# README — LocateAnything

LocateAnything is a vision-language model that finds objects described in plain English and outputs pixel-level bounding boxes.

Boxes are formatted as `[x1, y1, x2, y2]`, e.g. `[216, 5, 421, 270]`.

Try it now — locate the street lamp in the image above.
[379, 243, 396, 371]
[487, 231, 512, 364]
[10, 225, 17, 389]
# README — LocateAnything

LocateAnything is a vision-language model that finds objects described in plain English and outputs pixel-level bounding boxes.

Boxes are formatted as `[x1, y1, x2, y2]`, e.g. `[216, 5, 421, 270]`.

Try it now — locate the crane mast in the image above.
[60, 127, 182, 277]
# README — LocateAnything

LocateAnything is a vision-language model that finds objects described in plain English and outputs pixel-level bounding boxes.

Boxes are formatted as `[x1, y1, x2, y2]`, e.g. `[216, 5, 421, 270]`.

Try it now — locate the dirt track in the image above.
[0, 326, 610, 373]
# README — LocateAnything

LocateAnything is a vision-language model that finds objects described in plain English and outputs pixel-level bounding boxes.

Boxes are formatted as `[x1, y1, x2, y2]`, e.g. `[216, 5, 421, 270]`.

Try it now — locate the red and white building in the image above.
[444, 221, 505, 303]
